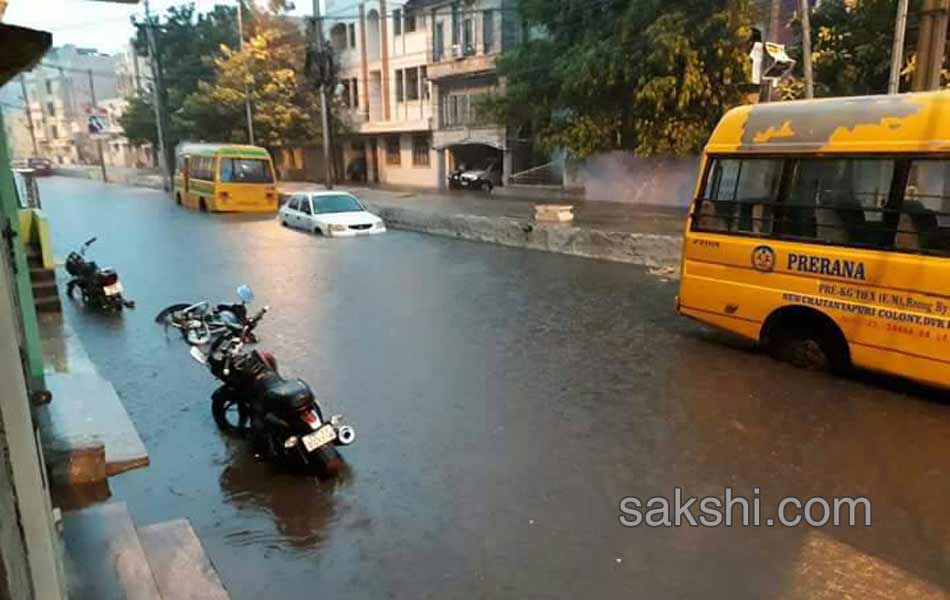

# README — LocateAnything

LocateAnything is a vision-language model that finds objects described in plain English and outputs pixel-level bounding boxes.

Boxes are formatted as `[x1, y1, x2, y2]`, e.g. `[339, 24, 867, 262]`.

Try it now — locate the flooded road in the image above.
[42, 177, 950, 598]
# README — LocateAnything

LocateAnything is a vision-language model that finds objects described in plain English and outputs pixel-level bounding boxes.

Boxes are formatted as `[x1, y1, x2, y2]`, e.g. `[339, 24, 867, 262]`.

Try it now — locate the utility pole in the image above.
[313, 0, 334, 189]
[236, 1, 256, 146]
[143, 0, 170, 190]
[913, 0, 949, 91]
[889, 0, 911, 94]
[18, 75, 39, 157]
[87, 69, 108, 183]
[799, 0, 814, 99]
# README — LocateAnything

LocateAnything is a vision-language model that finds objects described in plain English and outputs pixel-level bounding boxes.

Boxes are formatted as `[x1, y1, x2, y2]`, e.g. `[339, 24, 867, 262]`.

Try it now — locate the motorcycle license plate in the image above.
[302, 425, 336, 452]
[103, 282, 123, 296]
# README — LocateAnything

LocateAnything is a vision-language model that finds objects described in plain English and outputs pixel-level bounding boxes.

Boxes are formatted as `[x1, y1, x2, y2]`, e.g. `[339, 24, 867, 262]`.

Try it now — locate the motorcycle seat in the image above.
[262, 378, 313, 411]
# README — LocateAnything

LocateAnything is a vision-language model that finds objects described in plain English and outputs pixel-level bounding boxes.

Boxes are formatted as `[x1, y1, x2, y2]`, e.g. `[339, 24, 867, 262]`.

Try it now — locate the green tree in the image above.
[131, 3, 241, 164]
[785, 0, 922, 97]
[484, 0, 752, 158]
[179, 9, 323, 147]
[116, 95, 157, 147]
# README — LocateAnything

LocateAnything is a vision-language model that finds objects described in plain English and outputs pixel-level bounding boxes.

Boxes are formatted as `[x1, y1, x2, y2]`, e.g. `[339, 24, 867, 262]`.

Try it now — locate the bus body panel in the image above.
[679, 91, 950, 391]
[173, 144, 277, 213]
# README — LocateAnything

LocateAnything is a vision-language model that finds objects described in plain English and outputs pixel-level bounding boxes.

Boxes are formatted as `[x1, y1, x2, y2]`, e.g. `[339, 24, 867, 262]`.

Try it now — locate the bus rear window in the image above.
[695, 158, 782, 235]
[219, 158, 273, 183]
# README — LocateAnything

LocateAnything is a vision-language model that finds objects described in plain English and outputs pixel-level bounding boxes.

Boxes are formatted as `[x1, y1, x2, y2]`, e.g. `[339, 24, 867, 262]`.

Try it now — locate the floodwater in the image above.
[41, 177, 950, 599]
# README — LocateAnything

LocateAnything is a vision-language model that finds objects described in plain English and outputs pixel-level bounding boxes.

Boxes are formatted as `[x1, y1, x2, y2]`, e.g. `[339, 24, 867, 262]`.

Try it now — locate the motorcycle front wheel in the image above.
[211, 391, 250, 434]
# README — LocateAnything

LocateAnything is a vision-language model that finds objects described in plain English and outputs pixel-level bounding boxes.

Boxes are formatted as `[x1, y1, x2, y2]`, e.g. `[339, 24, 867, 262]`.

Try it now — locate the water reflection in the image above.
[217, 444, 352, 551]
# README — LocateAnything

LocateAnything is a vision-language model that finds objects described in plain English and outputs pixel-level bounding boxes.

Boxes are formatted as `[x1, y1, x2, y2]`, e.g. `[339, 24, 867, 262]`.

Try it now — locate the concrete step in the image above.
[62, 501, 163, 600]
[32, 280, 59, 297]
[35, 294, 63, 313]
[30, 267, 56, 282]
[138, 519, 230, 600]
[38, 372, 149, 484]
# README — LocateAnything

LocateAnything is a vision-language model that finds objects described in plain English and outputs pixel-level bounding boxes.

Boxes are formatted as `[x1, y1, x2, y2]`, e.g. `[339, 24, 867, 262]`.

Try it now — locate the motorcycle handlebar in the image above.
[84, 237, 97, 247]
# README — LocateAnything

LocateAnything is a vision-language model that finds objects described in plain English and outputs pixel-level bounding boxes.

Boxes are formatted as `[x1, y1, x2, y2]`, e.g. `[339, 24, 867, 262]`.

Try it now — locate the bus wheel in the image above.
[762, 309, 850, 374]
[199, 198, 208, 212]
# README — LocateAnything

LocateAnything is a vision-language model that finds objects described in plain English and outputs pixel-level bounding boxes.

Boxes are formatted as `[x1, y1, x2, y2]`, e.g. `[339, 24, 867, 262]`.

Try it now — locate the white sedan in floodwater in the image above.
[279, 192, 386, 237]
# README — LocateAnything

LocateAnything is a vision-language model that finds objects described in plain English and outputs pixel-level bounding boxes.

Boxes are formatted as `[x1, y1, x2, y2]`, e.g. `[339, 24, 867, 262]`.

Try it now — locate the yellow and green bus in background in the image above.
[174, 143, 278, 212]
[678, 90, 950, 389]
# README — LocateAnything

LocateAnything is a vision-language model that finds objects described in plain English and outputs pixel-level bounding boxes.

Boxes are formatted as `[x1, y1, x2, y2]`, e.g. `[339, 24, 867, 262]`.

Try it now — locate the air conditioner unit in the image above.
[452, 44, 464, 60]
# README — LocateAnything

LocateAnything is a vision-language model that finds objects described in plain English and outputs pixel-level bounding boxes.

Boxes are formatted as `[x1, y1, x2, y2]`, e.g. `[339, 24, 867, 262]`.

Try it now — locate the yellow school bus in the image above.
[677, 91, 950, 389]
[174, 143, 278, 212]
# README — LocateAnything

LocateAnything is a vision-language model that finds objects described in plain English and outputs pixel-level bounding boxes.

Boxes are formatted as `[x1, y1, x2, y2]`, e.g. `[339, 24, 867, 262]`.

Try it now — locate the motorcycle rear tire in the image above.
[212, 390, 250, 434]
[313, 445, 343, 477]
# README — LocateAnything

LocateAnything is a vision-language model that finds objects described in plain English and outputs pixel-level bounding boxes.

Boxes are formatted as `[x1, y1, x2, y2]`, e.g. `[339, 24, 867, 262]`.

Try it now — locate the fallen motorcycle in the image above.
[155, 285, 257, 346]
[65, 237, 134, 311]
[185, 289, 354, 476]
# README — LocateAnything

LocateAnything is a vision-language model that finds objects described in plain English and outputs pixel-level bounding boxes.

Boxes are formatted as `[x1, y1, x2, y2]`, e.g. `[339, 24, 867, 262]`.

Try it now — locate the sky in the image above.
[4, 0, 314, 54]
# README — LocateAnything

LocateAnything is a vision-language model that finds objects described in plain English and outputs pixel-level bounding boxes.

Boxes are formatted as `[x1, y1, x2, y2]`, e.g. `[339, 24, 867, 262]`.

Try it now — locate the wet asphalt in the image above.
[40, 176, 950, 599]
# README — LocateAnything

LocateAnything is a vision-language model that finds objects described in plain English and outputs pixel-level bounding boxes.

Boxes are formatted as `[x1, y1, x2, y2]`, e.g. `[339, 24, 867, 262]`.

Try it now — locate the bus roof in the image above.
[176, 143, 271, 159]
[705, 90, 949, 155]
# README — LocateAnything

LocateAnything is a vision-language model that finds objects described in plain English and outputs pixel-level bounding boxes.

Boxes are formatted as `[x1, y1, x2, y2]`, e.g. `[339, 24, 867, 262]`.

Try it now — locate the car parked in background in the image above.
[26, 157, 53, 176]
[448, 159, 501, 192]
[279, 192, 386, 237]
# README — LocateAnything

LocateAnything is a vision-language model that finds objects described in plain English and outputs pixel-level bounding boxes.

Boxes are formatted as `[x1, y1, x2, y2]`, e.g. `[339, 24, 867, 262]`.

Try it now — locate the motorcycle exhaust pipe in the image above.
[335, 425, 355, 446]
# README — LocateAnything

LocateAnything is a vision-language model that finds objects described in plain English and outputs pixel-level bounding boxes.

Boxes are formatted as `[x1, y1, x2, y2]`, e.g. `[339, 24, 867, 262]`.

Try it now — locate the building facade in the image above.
[326, 0, 521, 189]
[16, 45, 118, 165]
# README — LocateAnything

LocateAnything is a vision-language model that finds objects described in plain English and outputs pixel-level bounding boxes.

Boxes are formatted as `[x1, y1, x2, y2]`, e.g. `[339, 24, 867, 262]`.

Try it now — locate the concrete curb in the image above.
[51, 168, 165, 191]
[363, 202, 683, 270]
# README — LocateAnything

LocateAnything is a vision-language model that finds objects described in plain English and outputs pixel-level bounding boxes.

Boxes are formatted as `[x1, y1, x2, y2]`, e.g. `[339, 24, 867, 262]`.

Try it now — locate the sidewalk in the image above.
[280, 182, 686, 271]
[52, 165, 165, 190]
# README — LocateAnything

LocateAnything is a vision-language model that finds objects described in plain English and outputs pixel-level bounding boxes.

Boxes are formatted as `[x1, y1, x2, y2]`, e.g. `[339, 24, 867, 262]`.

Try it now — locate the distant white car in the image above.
[279, 192, 386, 237]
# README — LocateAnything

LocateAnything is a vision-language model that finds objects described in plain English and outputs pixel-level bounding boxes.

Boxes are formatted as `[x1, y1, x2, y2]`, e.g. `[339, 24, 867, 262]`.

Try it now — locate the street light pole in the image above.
[143, 0, 171, 191]
[799, 0, 814, 99]
[314, 0, 334, 189]
[87, 69, 108, 183]
[18, 75, 39, 157]
[888, 0, 911, 94]
[237, 1, 256, 146]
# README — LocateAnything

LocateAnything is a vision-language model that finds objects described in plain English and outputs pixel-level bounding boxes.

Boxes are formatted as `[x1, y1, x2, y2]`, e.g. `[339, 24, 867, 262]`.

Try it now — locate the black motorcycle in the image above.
[186, 296, 354, 476]
[65, 237, 134, 311]
[155, 285, 257, 346]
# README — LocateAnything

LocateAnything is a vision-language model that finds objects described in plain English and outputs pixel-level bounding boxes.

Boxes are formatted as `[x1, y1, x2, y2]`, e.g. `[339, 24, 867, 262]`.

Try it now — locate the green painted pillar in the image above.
[0, 112, 45, 392]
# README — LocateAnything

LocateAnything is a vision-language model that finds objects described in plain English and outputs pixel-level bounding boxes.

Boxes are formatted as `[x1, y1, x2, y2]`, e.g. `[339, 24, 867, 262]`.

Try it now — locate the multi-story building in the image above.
[326, 0, 522, 189]
[18, 45, 118, 165]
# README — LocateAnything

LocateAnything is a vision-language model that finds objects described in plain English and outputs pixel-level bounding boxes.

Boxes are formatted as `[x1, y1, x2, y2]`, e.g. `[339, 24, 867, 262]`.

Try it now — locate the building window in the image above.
[412, 135, 430, 167]
[45, 79, 53, 94]
[46, 102, 55, 117]
[451, 2, 460, 45]
[433, 21, 444, 62]
[406, 68, 420, 101]
[348, 23, 357, 47]
[463, 18, 474, 55]
[405, 11, 417, 32]
[351, 78, 359, 107]
[386, 136, 401, 165]
[342, 83, 351, 107]
[483, 10, 495, 53]
[393, 9, 402, 36]
[395, 69, 405, 103]
[50, 124, 59, 139]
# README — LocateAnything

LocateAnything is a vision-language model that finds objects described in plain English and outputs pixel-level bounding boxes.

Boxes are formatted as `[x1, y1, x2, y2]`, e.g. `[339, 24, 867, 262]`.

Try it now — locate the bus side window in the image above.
[897, 160, 950, 255]
[694, 158, 780, 235]
[220, 158, 234, 183]
[783, 158, 895, 248]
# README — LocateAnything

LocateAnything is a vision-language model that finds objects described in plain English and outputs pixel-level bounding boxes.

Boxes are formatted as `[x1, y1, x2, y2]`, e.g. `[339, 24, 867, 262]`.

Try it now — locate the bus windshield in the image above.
[219, 158, 273, 183]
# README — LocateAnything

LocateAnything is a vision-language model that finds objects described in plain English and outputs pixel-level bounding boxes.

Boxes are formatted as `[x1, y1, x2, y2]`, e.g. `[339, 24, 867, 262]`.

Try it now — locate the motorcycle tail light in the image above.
[299, 408, 319, 425]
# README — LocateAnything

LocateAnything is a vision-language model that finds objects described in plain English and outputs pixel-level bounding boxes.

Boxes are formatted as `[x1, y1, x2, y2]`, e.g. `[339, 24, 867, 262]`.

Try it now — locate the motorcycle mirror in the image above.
[189, 346, 207, 365]
[237, 285, 254, 304]
[84, 237, 97, 246]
